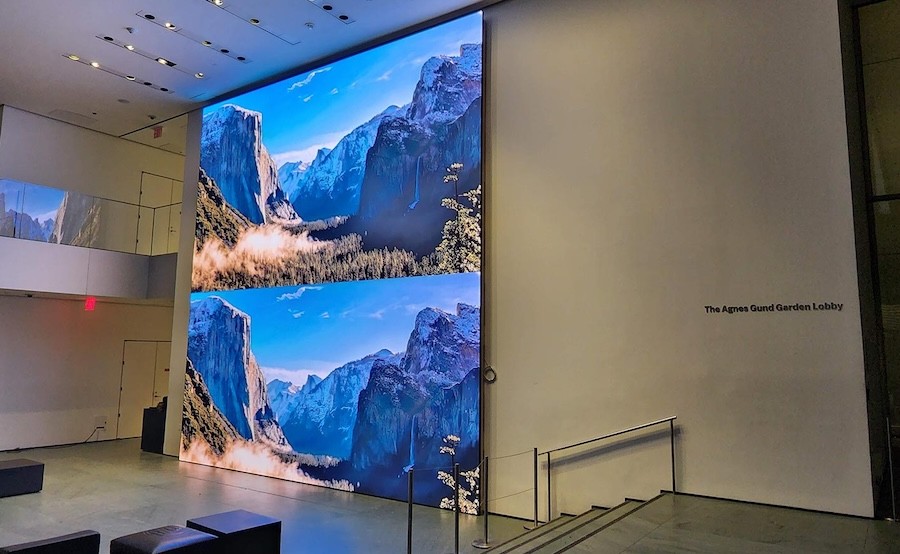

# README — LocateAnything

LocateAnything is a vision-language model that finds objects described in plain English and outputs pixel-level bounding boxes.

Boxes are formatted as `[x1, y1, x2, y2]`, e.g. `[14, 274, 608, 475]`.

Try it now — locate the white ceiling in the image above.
[0, 0, 492, 141]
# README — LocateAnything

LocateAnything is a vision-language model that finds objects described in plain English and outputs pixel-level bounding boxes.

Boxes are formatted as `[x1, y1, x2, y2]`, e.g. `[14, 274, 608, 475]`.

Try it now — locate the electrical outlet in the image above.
[94, 415, 107, 429]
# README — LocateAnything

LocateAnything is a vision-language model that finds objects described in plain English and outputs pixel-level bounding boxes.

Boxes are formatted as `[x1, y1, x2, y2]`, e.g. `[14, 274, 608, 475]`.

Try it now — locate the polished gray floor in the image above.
[3, 440, 900, 553]
[0, 439, 526, 553]
[531, 493, 900, 553]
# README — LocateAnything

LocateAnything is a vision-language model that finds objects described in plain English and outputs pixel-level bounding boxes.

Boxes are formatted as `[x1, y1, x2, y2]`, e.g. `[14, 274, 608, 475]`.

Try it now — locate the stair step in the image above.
[484, 512, 586, 553]
[490, 501, 640, 554]
[526, 500, 646, 553]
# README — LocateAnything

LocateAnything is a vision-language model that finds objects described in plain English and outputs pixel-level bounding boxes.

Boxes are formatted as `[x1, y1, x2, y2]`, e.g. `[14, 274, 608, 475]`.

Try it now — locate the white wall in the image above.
[163, 110, 202, 456]
[0, 105, 184, 451]
[0, 294, 173, 450]
[0, 106, 183, 203]
[483, 0, 872, 518]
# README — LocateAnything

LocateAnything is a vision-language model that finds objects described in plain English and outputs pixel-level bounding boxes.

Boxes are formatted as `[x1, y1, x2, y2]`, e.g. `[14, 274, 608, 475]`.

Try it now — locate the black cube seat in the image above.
[0, 530, 100, 554]
[186, 509, 281, 554]
[0, 459, 44, 498]
[110, 525, 217, 554]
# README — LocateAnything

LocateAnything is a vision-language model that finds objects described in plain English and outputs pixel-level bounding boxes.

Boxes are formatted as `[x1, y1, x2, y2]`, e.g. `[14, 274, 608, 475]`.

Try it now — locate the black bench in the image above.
[110, 525, 217, 554]
[187, 509, 281, 554]
[0, 459, 44, 498]
[0, 530, 100, 554]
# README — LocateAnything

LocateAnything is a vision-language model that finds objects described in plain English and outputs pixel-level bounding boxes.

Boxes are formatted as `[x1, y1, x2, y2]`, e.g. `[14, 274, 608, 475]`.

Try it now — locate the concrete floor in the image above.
[560, 493, 900, 553]
[0, 439, 526, 553]
[2, 439, 900, 553]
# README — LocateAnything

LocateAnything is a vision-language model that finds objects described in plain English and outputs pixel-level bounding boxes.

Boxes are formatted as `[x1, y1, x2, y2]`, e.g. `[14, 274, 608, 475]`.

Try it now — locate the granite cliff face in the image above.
[348, 44, 483, 255]
[285, 105, 402, 221]
[201, 105, 298, 225]
[182, 358, 239, 455]
[194, 168, 251, 249]
[51, 192, 100, 247]
[350, 304, 480, 471]
[187, 296, 290, 449]
[271, 350, 400, 459]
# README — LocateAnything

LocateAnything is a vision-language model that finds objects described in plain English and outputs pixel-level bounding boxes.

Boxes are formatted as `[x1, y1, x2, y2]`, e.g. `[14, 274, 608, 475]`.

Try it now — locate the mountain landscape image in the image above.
[182, 273, 482, 508]
[0, 179, 102, 246]
[185, 13, 483, 510]
[192, 13, 483, 292]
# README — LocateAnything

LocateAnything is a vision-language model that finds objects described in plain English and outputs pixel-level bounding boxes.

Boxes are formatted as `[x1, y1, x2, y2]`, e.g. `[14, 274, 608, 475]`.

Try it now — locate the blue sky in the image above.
[0, 179, 65, 222]
[191, 272, 480, 385]
[204, 12, 482, 168]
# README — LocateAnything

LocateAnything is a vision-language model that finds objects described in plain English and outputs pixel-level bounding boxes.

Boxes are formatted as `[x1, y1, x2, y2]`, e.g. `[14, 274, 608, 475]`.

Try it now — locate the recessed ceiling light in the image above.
[117, 98, 130, 103]
[202, 40, 212, 47]
[103, 36, 114, 41]
[126, 75, 136, 81]
[213, 0, 224, 5]
[220, 48, 230, 53]
[67, 54, 80, 61]
[195, 72, 204, 79]
[323, 4, 333, 10]
[160, 87, 169, 92]
[143, 13, 155, 20]
[143, 81, 152, 86]
[305, 22, 315, 29]
[249, 18, 260, 25]
[164, 22, 176, 30]
[157, 57, 168, 64]
[338, 14, 349, 21]
[125, 44, 135, 51]
[90, 61, 100, 68]
[236, 56, 246, 61]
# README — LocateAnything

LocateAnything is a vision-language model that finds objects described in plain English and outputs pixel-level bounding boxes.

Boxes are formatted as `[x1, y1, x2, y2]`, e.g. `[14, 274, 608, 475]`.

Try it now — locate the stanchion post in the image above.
[407, 469, 414, 554]
[546, 452, 551, 521]
[670, 419, 676, 494]
[454, 463, 461, 554]
[472, 457, 491, 549]
[533, 447, 539, 528]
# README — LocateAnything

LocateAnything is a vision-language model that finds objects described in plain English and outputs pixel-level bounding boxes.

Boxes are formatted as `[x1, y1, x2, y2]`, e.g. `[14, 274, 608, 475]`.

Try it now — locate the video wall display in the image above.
[0, 179, 97, 246]
[182, 13, 483, 510]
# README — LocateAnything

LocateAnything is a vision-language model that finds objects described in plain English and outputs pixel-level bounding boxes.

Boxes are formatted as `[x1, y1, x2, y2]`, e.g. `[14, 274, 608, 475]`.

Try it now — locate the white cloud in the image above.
[320, 311, 330, 319]
[291, 311, 305, 319]
[368, 309, 385, 320]
[270, 128, 353, 167]
[260, 366, 332, 385]
[330, 88, 339, 95]
[276, 285, 322, 302]
[376, 70, 393, 82]
[287, 67, 332, 91]
[303, 94, 314, 103]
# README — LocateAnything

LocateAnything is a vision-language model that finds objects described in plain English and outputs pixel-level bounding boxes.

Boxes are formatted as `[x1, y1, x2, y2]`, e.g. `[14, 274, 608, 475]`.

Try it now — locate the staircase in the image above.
[486, 495, 664, 554]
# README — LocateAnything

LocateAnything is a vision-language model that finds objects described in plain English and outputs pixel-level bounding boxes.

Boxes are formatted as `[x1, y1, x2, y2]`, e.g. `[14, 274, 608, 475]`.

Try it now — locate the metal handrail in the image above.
[540, 416, 677, 456]
[540, 415, 677, 522]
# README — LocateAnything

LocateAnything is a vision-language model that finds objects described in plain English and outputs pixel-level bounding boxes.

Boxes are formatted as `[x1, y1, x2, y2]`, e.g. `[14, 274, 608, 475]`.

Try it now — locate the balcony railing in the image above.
[0, 178, 181, 256]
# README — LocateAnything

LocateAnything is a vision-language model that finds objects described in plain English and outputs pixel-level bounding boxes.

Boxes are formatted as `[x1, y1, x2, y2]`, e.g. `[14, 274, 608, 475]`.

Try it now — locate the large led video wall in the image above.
[182, 13, 483, 510]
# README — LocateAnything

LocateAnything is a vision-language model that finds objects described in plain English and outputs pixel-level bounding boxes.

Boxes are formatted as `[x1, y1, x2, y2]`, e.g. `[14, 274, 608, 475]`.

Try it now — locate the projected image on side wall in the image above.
[184, 12, 483, 510]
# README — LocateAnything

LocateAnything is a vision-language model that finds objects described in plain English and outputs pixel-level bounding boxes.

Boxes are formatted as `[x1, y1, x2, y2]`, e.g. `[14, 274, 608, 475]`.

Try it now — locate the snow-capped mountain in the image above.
[267, 374, 321, 422]
[278, 349, 400, 459]
[201, 105, 299, 225]
[407, 43, 483, 126]
[276, 160, 310, 201]
[187, 296, 290, 449]
[346, 44, 483, 255]
[287, 105, 403, 221]
[350, 304, 480, 470]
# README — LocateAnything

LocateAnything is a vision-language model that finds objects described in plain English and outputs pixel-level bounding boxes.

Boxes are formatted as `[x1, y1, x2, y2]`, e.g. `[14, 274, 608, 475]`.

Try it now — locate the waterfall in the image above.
[408, 156, 421, 210]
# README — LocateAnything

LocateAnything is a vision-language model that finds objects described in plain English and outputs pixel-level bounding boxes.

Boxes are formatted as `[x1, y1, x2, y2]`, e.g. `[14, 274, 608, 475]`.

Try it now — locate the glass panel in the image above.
[18, 183, 65, 242]
[864, 59, 900, 196]
[94, 198, 139, 253]
[0, 179, 25, 238]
